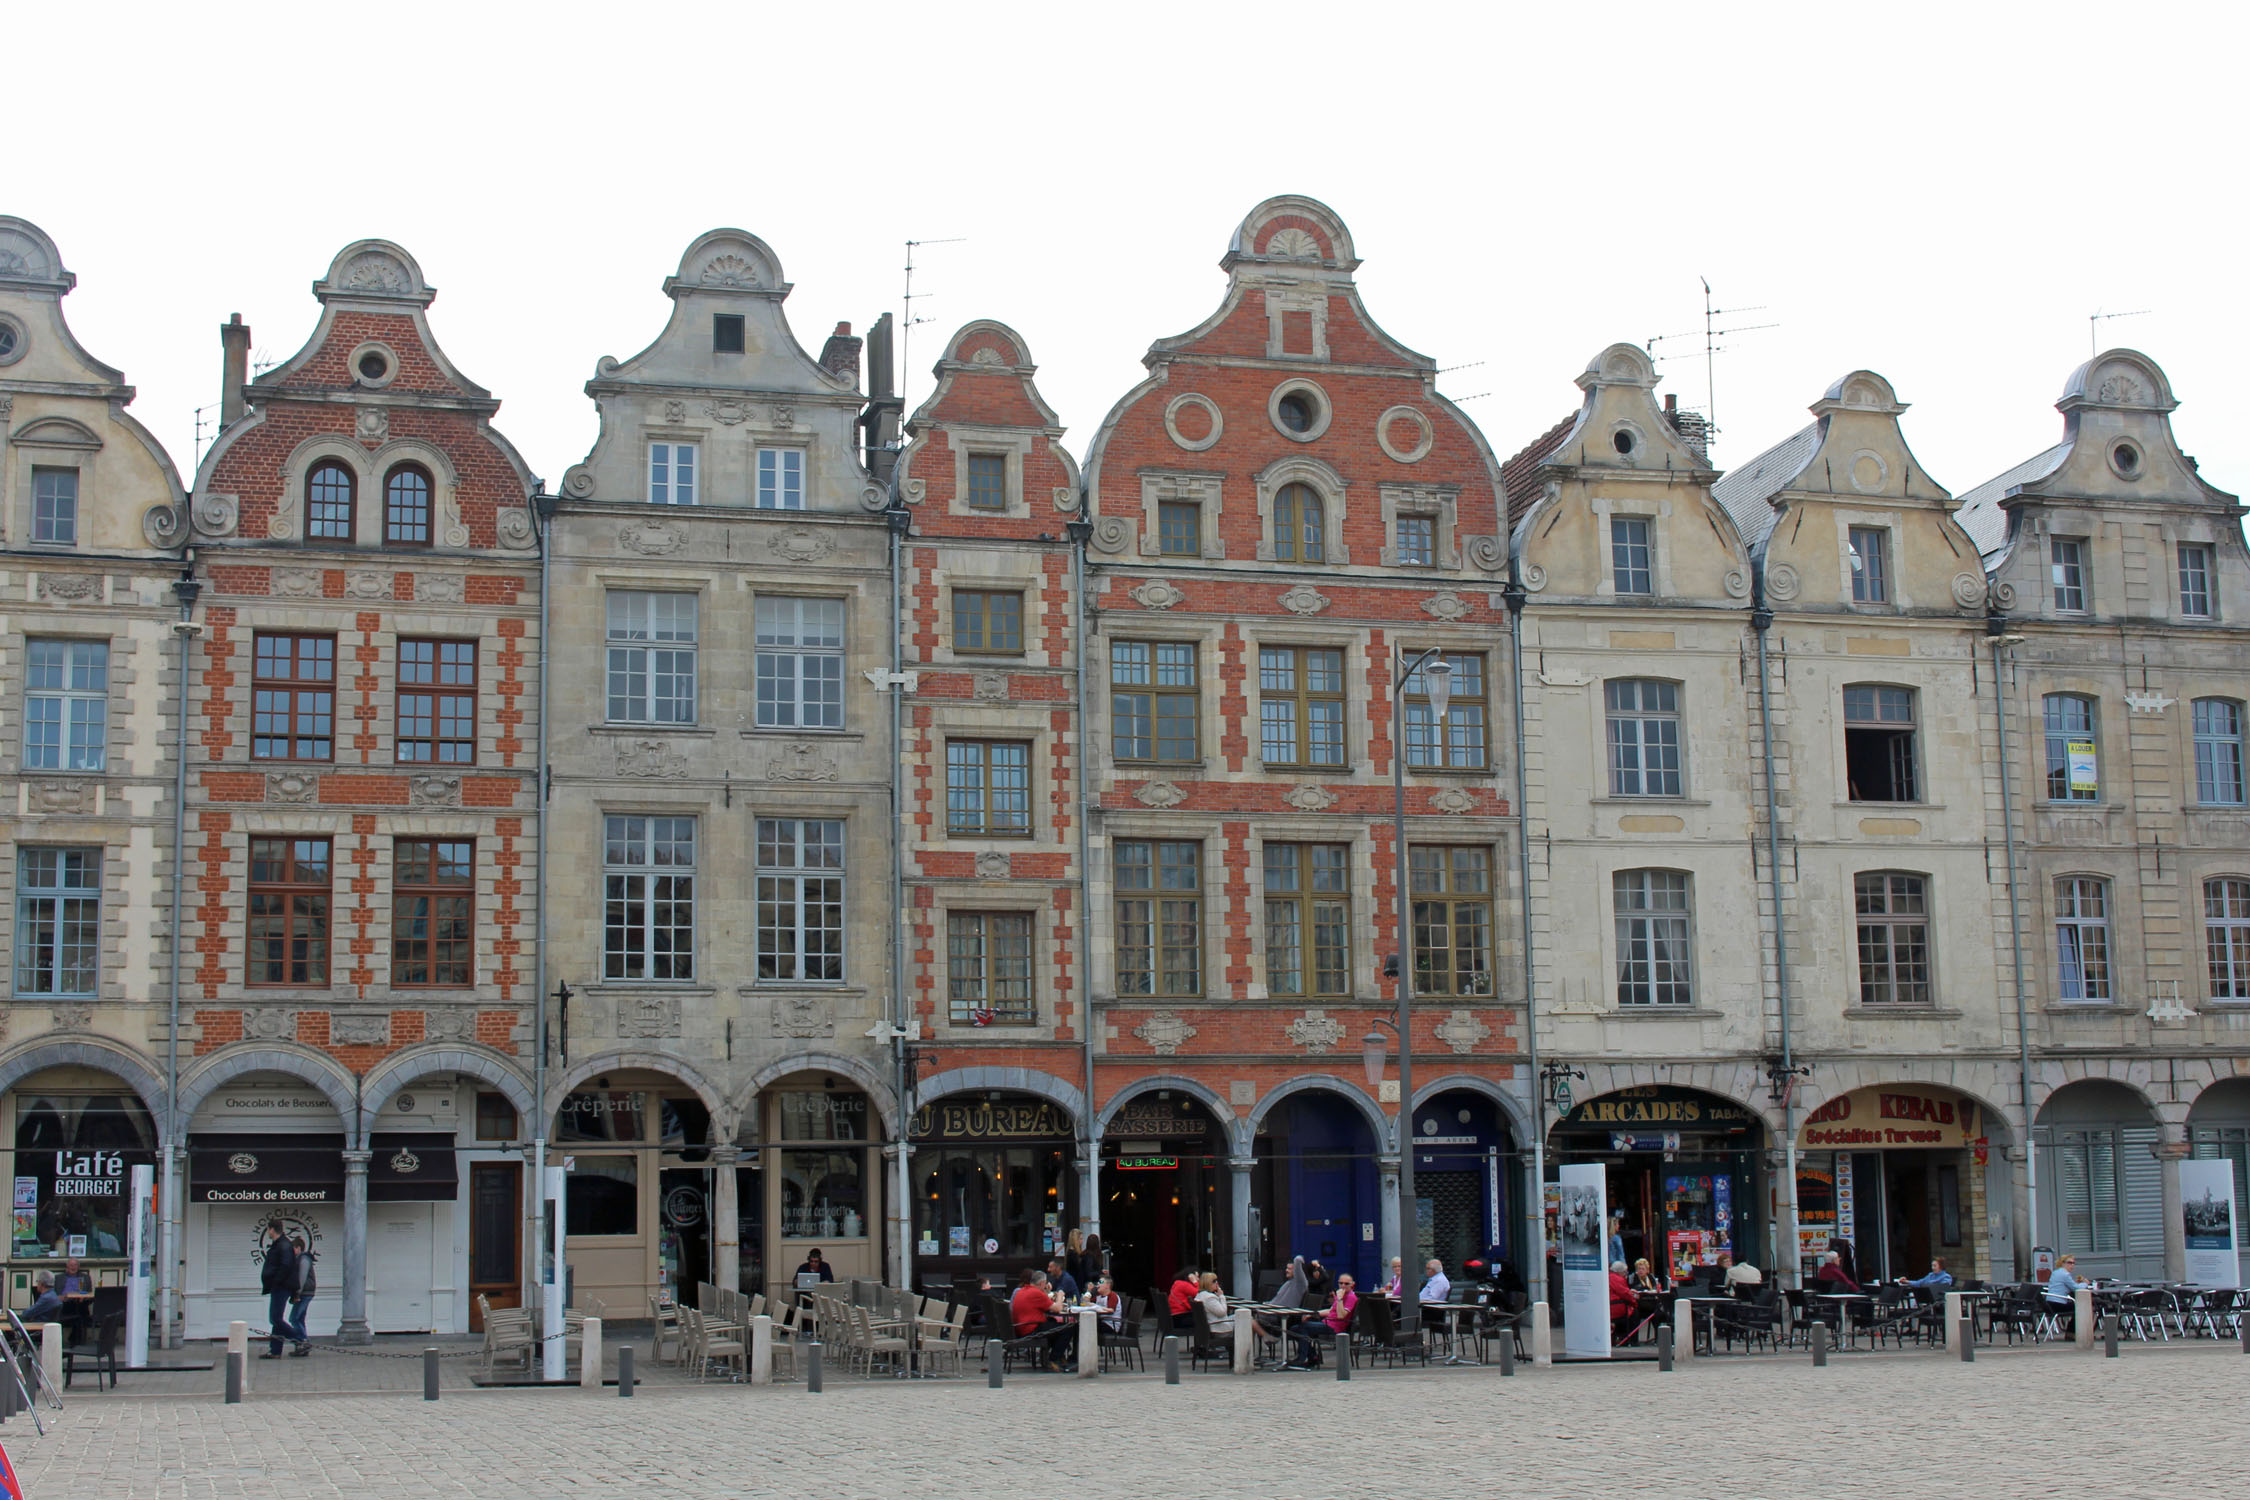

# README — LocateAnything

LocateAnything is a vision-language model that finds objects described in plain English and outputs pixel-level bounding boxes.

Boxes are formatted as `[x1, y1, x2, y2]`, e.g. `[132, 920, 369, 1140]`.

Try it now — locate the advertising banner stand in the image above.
[1557, 1163, 1610, 1358]
[125, 1164, 153, 1368]
[2179, 1158, 2240, 1289]
[543, 1165, 568, 1380]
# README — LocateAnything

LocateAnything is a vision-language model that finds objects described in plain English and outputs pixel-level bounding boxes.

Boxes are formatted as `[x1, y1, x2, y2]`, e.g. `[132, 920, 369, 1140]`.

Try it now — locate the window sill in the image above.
[2043, 1002, 2125, 1015]
[739, 728, 864, 741]
[1405, 765, 1498, 779]
[590, 724, 714, 739]
[1606, 1006, 1723, 1020]
[1834, 801, 1944, 813]
[2187, 803, 2250, 813]
[1590, 796, 1712, 808]
[945, 832, 1036, 841]
[2031, 799, 2112, 811]
[735, 981, 857, 992]
[1842, 1006, 1964, 1020]
[1114, 761, 1207, 774]
[586, 982, 717, 996]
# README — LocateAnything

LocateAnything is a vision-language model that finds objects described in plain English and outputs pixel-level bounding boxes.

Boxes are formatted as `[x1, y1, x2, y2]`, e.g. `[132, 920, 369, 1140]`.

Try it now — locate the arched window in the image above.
[2193, 699, 2245, 804]
[307, 461, 355, 541]
[1272, 483, 1325, 564]
[2042, 693, 2100, 802]
[2204, 878, 2250, 1001]
[384, 464, 433, 546]
[2055, 876, 2113, 1003]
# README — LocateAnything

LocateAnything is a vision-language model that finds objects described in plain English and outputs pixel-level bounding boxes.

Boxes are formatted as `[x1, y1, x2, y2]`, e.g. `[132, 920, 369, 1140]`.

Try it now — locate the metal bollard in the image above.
[1163, 1335, 1180, 1385]
[618, 1345, 634, 1397]
[2104, 1315, 2120, 1358]
[987, 1343, 1003, 1389]
[2242, 1310, 2249, 1355]
[1811, 1321, 1828, 1367]
[806, 1340, 823, 1393]
[225, 1350, 243, 1404]
[424, 1347, 440, 1400]
[1336, 1338, 1350, 1380]
[1959, 1318, 1975, 1362]
[1498, 1335, 1515, 1376]
[1656, 1324, 1673, 1372]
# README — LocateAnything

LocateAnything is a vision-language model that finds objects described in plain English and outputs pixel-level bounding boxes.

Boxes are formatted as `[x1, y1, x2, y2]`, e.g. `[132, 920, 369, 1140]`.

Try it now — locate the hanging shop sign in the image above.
[1799, 1085, 1980, 1150]
[1114, 1156, 1178, 1172]
[910, 1095, 1073, 1143]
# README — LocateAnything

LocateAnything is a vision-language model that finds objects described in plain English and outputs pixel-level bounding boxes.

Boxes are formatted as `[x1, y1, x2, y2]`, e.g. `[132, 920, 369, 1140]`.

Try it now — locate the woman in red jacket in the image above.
[1609, 1261, 1639, 1344]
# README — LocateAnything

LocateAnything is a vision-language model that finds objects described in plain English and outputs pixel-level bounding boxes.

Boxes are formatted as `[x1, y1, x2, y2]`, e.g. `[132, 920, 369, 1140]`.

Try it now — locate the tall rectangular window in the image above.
[2177, 543, 2215, 618]
[965, 453, 1007, 510]
[2050, 537, 2089, 612]
[946, 911, 1033, 1024]
[2057, 1129, 2121, 1255]
[1396, 515, 1435, 567]
[1403, 652, 1487, 769]
[1849, 526, 1889, 603]
[1115, 840, 1201, 999]
[1605, 679, 1682, 796]
[397, 639, 477, 765]
[2194, 698, 2246, 804]
[1411, 846, 1492, 997]
[951, 590, 1023, 655]
[23, 639, 107, 771]
[393, 838, 473, 987]
[1613, 869, 1693, 1006]
[605, 593, 698, 724]
[2055, 876, 2112, 1003]
[1158, 502, 1200, 558]
[1272, 485, 1325, 564]
[2207, 878, 2250, 1002]
[14, 848, 99, 997]
[1111, 641, 1197, 762]
[31, 468, 78, 546]
[1610, 515, 1652, 595]
[756, 819, 844, 982]
[603, 816, 695, 982]
[1263, 843, 1349, 998]
[384, 465, 433, 546]
[1257, 646, 1345, 768]
[1843, 684, 1917, 801]
[648, 442, 698, 505]
[307, 462, 354, 540]
[2042, 693, 2099, 802]
[252, 634, 335, 761]
[757, 448, 804, 510]
[946, 741, 1030, 836]
[248, 837, 330, 987]
[1854, 872, 1929, 1005]
[755, 596, 845, 729]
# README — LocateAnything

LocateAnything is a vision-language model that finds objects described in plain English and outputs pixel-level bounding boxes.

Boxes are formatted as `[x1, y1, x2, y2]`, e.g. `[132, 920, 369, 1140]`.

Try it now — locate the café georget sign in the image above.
[50, 1150, 127, 1198]
[1799, 1085, 1981, 1150]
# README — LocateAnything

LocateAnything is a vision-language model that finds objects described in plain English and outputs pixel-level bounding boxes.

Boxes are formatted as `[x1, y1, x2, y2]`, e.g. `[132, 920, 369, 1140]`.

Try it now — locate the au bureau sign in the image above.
[1800, 1085, 1981, 1150]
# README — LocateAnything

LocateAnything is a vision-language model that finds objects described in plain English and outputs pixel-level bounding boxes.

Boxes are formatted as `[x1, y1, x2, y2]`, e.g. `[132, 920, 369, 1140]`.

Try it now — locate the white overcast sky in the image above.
[15, 3, 2247, 513]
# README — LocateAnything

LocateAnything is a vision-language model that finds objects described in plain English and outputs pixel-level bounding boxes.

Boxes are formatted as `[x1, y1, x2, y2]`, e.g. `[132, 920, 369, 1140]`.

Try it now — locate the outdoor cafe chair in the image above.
[63, 1310, 123, 1391]
[1099, 1300, 1144, 1372]
[1357, 1294, 1426, 1369]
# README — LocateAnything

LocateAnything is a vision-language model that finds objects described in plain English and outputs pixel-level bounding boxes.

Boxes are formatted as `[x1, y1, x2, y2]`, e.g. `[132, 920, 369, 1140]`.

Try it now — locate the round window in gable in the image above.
[0, 314, 24, 367]
[1267, 379, 1332, 442]
[359, 351, 390, 381]
[348, 341, 400, 389]
[1278, 393, 1315, 433]
[2110, 441, 2142, 479]
[1612, 429, 1637, 455]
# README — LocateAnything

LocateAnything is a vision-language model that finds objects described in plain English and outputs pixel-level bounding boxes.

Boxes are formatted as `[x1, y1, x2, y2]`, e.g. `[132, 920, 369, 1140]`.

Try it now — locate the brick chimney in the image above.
[219, 313, 251, 428]
[820, 320, 862, 385]
[858, 312, 904, 485]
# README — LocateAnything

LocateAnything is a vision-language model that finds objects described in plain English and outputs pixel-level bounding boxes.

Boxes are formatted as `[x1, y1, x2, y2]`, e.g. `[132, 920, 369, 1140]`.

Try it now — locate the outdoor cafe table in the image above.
[1810, 1293, 1873, 1344]
[1415, 1299, 1482, 1365]
[1669, 1295, 1734, 1354]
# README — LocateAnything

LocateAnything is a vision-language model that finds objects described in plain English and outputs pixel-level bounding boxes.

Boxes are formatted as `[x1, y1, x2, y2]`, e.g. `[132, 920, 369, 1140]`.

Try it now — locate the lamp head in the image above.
[1360, 1029, 1388, 1090]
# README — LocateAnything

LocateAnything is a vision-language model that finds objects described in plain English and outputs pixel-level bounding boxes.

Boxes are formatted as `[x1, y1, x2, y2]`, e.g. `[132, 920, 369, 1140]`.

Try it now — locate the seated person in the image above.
[1900, 1258, 1953, 1290]
[1091, 1273, 1123, 1332]
[1303, 1260, 1331, 1304]
[1629, 1257, 1665, 1293]
[1193, 1271, 1230, 1330]
[2044, 1255, 2086, 1336]
[1010, 1270, 1072, 1371]
[1719, 1251, 1764, 1295]
[23, 1271, 65, 1324]
[1045, 1257, 1080, 1303]
[1812, 1251, 1861, 1294]
[1420, 1258, 1452, 1304]
[53, 1256, 95, 1337]
[1609, 1261, 1639, 1341]
[1256, 1258, 1307, 1361]
[1166, 1268, 1201, 1331]
[792, 1248, 836, 1283]
[1382, 1256, 1403, 1299]
[1290, 1273, 1357, 1367]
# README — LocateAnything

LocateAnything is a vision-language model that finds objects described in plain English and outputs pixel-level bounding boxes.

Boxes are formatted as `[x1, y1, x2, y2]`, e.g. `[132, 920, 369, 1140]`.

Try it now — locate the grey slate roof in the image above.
[1709, 422, 1821, 550]
[1952, 443, 2066, 557]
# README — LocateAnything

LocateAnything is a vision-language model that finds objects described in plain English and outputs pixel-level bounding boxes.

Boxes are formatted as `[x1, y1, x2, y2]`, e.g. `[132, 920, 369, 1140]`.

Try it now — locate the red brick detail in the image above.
[461, 778, 519, 807]
[201, 771, 266, 802]
[319, 775, 411, 805]
[193, 1010, 244, 1055]
[476, 1011, 519, 1054]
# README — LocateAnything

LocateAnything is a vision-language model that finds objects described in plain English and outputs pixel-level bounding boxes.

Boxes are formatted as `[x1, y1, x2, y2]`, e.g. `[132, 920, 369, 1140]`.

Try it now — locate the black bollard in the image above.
[806, 1340, 823, 1393]
[1959, 1318, 1975, 1362]
[1811, 1321, 1828, 1368]
[225, 1350, 243, 1404]
[1163, 1335, 1180, 1385]
[617, 1345, 634, 1397]
[1336, 1340, 1350, 1381]
[2104, 1315, 2120, 1358]
[988, 1344, 1003, 1389]
[424, 1347, 440, 1400]
[1657, 1325, 1673, 1372]
[1498, 1335, 1515, 1376]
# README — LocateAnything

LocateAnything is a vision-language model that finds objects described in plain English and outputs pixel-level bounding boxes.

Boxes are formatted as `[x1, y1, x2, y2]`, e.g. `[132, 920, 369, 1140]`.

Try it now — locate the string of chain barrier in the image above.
[239, 1325, 579, 1359]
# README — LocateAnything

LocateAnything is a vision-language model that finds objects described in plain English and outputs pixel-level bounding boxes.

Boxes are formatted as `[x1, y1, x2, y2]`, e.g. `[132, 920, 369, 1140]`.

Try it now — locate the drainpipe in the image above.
[161, 560, 202, 1349]
[1501, 564, 1541, 1286]
[531, 485, 556, 1312]
[1749, 569, 1801, 1288]
[888, 504, 913, 1288]
[1067, 516, 1098, 1243]
[1988, 613, 2037, 1272]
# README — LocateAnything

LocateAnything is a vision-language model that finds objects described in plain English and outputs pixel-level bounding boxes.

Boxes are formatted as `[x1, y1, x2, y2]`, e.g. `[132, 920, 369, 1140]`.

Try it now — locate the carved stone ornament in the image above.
[30, 780, 93, 815]
[1520, 561, 1549, 593]
[1463, 534, 1506, 573]
[273, 567, 323, 598]
[1090, 515, 1133, 554]
[192, 492, 240, 538]
[771, 404, 796, 429]
[1990, 579, 2019, 610]
[356, 406, 389, 443]
[2096, 374, 2143, 405]
[1279, 585, 1331, 616]
[417, 572, 465, 604]
[767, 742, 839, 782]
[1763, 562, 1801, 602]
[1951, 572, 1987, 610]
[1723, 567, 1752, 600]
[245, 1008, 297, 1042]
[616, 995, 681, 1039]
[901, 478, 928, 507]
[974, 850, 1012, 881]
[409, 774, 461, 808]
[1429, 787, 1475, 815]
[770, 991, 834, 1040]
[0, 1008, 10, 1045]
[1420, 590, 1471, 622]
[424, 1008, 478, 1043]
[266, 770, 319, 804]
[37, 574, 101, 603]
[561, 464, 597, 499]
[1053, 486, 1081, 513]
[860, 484, 891, 512]
[342, 252, 409, 294]
[1133, 781, 1186, 809]
[973, 672, 1009, 703]
[1133, 1010, 1198, 1056]
[2126, 690, 2176, 716]
[1266, 227, 1322, 261]
[770, 527, 837, 563]
[702, 398, 754, 426]
[345, 570, 389, 599]
[496, 509, 537, 549]
[143, 504, 187, 549]
[619, 520, 686, 556]
[49, 1002, 94, 1033]
[1434, 1009, 1491, 1055]
[331, 1013, 391, 1046]
[615, 738, 687, 778]
[1284, 784, 1336, 811]
[969, 346, 1006, 367]
[266, 489, 299, 541]
[664, 400, 687, 424]
[440, 494, 470, 549]
[1285, 1011, 1346, 1055]
[701, 254, 761, 288]
[1129, 580, 1187, 610]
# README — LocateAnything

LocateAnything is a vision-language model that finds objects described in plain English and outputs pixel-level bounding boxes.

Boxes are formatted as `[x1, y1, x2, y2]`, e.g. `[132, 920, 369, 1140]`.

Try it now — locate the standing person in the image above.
[1080, 1233, 1104, 1288]
[285, 1235, 318, 1356]
[1607, 1214, 1627, 1271]
[259, 1225, 300, 1359]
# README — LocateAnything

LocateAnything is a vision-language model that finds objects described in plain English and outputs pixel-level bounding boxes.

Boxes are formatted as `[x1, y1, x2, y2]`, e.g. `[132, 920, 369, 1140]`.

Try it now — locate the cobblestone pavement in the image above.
[8, 1343, 2242, 1499]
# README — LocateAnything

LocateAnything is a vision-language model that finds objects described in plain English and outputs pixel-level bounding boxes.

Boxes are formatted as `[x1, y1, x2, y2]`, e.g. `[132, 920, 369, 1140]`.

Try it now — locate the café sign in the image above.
[51, 1150, 126, 1198]
[1800, 1085, 1981, 1150]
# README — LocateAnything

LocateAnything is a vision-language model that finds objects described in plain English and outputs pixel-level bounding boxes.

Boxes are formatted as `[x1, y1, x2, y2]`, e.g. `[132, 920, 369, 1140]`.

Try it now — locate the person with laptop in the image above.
[792, 1247, 836, 1284]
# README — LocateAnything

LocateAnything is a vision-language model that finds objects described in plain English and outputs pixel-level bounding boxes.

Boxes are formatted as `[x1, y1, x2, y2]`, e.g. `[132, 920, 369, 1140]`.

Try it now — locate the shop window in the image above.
[1853, 871, 1929, 1005]
[1115, 840, 1201, 999]
[1257, 646, 1345, 768]
[14, 847, 101, 997]
[2050, 537, 2089, 612]
[2178, 543, 2216, 618]
[1111, 640, 1198, 763]
[12, 1093, 156, 1260]
[392, 838, 473, 987]
[1605, 679, 1682, 796]
[2206, 878, 2250, 1002]
[951, 590, 1023, 655]
[648, 442, 697, 505]
[757, 447, 804, 510]
[474, 1093, 519, 1141]
[252, 634, 335, 761]
[306, 460, 355, 540]
[565, 1156, 638, 1236]
[946, 741, 1031, 836]
[776, 1090, 869, 1142]
[605, 592, 698, 724]
[248, 837, 331, 986]
[1843, 684, 1917, 802]
[2042, 694, 2099, 802]
[947, 911, 1034, 1024]
[914, 1141, 1075, 1261]
[1610, 515, 1652, 595]
[1271, 483, 1326, 563]
[396, 639, 477, 764]
[780, 1149, 865, 1240]
[2055, 876, 2113, 1003]
[755, 596, 845, 729]
[558, 1090, 646, 1143]
[1848, 526, 1889, 603]
[603, 816, 696, 982]
[1613, 869, 1693, 1006]
[1263, 842, 1350, 997]
[1410, 846, 1492, 997]
[22, 639, 107, 772]
[2193, 698, 2246, 804]
[384, 463, 433, 546]
[1404, 652, 1487, 769]
[756, 818, 844, 982]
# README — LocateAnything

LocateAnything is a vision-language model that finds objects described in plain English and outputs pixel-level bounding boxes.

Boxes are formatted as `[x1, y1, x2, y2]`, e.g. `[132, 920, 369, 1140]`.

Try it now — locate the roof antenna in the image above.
[2088, 307, 2151, 357]
[901, 237, 966, 415]
[1645, 278, 1777, 462]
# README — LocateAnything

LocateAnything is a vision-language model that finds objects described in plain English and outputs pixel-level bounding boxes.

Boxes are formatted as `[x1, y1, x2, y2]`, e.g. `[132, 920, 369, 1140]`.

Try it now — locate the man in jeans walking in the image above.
[259, 1225, 302, 1359]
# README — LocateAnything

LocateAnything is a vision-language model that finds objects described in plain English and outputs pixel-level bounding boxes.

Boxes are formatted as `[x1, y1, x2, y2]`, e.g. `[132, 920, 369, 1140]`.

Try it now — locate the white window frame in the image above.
[14, 846, 100, 997]
[1605, 679, 1683, 797]
[757, 447, 805, 511]
[1855, 871, 1932, 1006]
[2203, 877, 2250, 1003]
[2178, 542, 2216, 619]
[754, 596, 846, 730]
[31, 467, 78, 546]
[648, 442, 698, 506]
[602, 815, 696, 983]
[2194, 698, 2246, 805]
[756, 818, 845, 983]
[2055, 876, 2113, 1003]
[1613, 868, 1694, 1007]
[605, 592, 699, 725]
[23, 638, 108, 771]
[2050, 536, 2089, 612]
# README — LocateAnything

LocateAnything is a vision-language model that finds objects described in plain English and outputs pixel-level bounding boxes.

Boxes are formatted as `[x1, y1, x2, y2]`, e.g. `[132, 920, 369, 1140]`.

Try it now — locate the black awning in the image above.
[190, 1134, 347, 1204]
[368, 1132, 457, 1202]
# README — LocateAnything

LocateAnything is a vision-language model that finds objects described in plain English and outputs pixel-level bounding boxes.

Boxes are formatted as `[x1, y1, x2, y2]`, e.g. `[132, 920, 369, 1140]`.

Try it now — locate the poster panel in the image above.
[1557, 1164, 1610, 1358]
[126, 1164, 153, 1368]
[2179, 1158, 2240, 1289]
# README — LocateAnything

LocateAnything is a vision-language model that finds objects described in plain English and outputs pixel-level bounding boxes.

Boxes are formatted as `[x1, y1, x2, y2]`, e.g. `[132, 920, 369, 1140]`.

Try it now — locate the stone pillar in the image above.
[749, 1314, 772, 1385]
[2073, 1285, 2094, 1349]
[1377, 1154, 1401, 1269]
[1076, 1147, 1099, 1243]
[712, 1147, 741, 1298]
[1078, 1306, 1099, 1377]
[579, 1316, 603, 1389]
[2156, 1136, 2191, 1285]
[1232, 1306, 1253, 1374]
[1229, 1155, 1254, 1297]
[339, 1150, 372, 1344]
